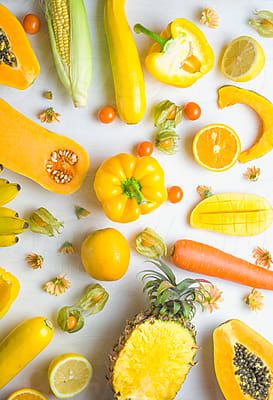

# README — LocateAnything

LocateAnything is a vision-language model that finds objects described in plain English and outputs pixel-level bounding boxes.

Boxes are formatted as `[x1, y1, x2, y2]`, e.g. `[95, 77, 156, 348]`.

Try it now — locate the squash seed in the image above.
[0, 28, 17, 67]
[233, 343, 271, 400]
[46, 149, 78, 184]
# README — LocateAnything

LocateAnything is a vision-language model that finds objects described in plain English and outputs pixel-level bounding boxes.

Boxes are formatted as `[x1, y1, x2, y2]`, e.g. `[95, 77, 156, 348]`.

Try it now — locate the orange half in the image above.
[193, 123, 241, 172]
[7, 388, 48, 400]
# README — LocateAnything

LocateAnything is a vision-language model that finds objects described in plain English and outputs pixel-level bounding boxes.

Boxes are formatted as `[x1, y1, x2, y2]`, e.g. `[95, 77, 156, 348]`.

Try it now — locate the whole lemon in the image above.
[81, 228, 130, 281]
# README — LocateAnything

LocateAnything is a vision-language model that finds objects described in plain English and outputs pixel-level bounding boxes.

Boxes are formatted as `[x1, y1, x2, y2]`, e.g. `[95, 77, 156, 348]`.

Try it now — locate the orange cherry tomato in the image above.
[137, 141, 154, 157]
[22, 14, 41, 34]
[98, 106, 117, 124]
[168, 186, 183, 204]
[184, 102, 201, 120]
[67, 316, 77, 331]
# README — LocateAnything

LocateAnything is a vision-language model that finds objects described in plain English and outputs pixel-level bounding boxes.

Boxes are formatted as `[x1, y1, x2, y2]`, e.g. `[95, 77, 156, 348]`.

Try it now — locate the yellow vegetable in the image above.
[0, 316, 54, 389]
[94, 153, 167, 223]
[104, 0, 146, 124]
[218, 85, 273, 162]
[134, 19, 214, 88]
[0, 267, 20, 319]
[190, 193, 273, 236]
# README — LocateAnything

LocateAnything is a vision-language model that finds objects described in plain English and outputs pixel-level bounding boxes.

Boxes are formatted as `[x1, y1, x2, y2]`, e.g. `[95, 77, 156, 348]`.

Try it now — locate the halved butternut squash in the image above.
[0, 5, 40, 89]
[214, 320, 273, 400]
[0, 99, 89, 194]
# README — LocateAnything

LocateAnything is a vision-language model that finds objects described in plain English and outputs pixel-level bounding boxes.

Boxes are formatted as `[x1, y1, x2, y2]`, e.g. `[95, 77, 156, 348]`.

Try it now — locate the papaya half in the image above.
[0, 99, 89, 195]
[218, 85, 273, 163]
[0, 4, 40, 89]
[214, 320, 273, 400]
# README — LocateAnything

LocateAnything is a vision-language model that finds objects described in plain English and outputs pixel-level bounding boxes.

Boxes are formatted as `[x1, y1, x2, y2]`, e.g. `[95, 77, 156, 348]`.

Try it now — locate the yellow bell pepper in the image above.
[0, 267, 20, 320]
[190, 193, 273, 236]
[105, 0, 146, 124]
[134, 19, 214, 88]
[94, 153, 167, 223]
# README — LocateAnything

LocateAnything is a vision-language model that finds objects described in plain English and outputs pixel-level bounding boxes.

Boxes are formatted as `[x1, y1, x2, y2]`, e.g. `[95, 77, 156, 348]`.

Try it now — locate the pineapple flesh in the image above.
[109, 261, 214, 400]
[111, 316, 196, 400]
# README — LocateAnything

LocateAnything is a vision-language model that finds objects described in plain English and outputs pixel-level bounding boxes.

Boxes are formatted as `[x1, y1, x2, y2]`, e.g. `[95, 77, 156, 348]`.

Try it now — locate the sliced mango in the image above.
[190, 193, 273, 236]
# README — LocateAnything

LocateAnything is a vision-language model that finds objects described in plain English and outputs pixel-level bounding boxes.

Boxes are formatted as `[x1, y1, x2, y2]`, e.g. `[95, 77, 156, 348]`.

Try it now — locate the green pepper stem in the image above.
[134, 24, 168, 50]
[122, 177, 147, 205]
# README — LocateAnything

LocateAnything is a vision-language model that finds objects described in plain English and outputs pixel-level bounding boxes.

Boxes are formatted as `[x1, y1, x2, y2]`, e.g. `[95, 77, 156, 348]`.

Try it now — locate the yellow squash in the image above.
[0, 267, 20, 319]
[0, 316, 54, 389]
[104, 0, 146, 124]
[94, 153, 167, 223]
[218, 85, 273, 162]
[190, 193, 273, 236]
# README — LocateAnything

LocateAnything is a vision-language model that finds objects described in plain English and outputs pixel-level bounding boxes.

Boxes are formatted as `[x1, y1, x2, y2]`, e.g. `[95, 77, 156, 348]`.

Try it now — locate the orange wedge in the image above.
[193, 123, 241, 172]
[7, 388, 48, 400]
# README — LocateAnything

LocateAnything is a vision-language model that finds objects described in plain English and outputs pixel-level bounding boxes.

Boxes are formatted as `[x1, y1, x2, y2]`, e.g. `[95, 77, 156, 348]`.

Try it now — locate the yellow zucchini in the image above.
[0, 316, 54, 389]
[190, 193, 273, 236]
[104, 0, 146, 124]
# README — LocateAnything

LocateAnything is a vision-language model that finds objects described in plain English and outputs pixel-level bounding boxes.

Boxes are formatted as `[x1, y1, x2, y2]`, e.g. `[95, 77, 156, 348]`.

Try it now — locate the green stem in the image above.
[134, 24, 168, 51]
[122, 177, 147, 205]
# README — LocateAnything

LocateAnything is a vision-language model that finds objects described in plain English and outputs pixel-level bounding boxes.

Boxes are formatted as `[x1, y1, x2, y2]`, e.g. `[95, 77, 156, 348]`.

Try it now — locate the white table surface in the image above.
[1, 0, 273, 399]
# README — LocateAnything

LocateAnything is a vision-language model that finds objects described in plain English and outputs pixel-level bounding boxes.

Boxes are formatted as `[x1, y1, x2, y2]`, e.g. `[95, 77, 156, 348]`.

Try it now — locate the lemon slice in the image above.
[7, 388, 48, 400]
[48, 353, 93, 399]
[221, 36, 265, 82]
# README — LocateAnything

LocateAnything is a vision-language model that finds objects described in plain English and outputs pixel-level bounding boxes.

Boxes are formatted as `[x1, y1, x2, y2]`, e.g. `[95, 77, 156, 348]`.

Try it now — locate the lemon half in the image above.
[221, 36, 265, 82]
[48, 353, 93, 399]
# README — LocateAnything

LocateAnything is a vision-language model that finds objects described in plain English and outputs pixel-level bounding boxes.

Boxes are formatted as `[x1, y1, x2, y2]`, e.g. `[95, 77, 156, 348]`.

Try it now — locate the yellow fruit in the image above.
[7, 388, 48, 400]
[193, 124, 241, 172]
[48, 353, 92, 399]
[190, 193, 273, 236]
[221, 36, 265, 82]
[81, 228, 130, 281]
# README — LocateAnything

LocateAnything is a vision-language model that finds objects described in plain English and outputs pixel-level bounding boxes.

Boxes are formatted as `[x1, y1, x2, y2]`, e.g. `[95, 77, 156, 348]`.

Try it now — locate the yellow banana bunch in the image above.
[0, 179, 28, 247]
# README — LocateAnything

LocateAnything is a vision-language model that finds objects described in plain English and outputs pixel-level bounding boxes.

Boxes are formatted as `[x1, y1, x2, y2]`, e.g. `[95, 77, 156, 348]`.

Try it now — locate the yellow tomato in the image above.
[81, 228, 130, 281]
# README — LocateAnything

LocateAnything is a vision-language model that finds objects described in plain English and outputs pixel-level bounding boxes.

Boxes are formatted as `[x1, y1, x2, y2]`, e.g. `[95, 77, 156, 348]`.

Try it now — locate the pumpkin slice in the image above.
[190, 192, 273, 236]
[0, 5, 40, 89]
[214, 320, 273, 400]
[218, 85, 273, 163]
[0, 99, 89, 194]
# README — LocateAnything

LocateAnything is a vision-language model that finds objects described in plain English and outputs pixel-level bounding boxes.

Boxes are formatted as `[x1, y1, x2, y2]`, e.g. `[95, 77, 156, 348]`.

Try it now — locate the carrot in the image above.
[171, 239, 273, 290]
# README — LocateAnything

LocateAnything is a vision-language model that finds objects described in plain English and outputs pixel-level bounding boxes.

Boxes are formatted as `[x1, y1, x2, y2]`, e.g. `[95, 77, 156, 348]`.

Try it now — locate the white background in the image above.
[1, 0, 273, 399]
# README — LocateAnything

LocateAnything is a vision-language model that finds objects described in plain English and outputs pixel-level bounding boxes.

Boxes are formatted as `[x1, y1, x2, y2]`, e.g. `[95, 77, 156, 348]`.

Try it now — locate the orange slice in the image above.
[7, 388, 48, 400]
[193, 123, 241, 172]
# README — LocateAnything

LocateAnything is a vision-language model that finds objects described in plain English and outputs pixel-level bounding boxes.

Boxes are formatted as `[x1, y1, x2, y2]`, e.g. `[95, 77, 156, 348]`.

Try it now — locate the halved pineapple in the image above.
[109, 261, 219, 400]
[111, 316, 196, 400]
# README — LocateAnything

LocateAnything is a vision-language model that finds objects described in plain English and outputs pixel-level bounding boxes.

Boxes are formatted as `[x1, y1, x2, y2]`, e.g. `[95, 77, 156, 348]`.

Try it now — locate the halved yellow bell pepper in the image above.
[94, 153, 167, 223]
[0, 267, 20, 319]
[134, 19, 214, 87]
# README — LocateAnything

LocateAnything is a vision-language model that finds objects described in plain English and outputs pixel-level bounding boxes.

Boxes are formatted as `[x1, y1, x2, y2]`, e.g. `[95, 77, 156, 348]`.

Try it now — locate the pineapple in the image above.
[109, 261, 219, 400]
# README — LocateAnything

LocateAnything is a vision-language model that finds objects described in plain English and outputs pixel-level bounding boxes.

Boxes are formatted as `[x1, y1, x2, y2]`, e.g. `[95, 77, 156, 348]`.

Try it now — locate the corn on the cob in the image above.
[44, 0, 92, 107]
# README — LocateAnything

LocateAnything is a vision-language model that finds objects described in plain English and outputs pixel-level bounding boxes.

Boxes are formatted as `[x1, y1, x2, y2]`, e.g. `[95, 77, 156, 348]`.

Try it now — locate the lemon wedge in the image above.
[48, 353, 93, 399]
[221, 36, 265, 82]
[7, 388, 48, 400]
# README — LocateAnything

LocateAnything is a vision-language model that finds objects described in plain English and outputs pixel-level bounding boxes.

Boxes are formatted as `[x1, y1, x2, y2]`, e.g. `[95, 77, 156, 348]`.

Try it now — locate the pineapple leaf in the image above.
[157, 280, 174, 295]
[177, 279, 197, 292]
[173, 301, 181, 315]
[146, 260, 176, 285]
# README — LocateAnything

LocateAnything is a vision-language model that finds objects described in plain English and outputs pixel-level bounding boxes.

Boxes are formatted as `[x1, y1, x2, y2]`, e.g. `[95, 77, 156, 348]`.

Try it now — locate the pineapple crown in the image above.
[141, 260, 219, 321]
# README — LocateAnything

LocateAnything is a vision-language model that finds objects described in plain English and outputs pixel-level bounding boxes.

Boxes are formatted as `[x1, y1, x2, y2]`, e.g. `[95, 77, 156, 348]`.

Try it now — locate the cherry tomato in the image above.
[23, 14, 41, 34]
[67, 315, 77, 331]
[137, 141, 154, 157]
[184, 102, 201, 120]
[168, 186, 184, 204]
[98, 106, 117, 124]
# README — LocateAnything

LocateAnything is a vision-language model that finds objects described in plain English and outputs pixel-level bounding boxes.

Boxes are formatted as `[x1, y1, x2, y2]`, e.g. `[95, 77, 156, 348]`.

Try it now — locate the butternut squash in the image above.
[214, 320, 273, 400]
[0, 5, 40, 89]
[218, 85, 273, 163]
[0, 99, 89, 194]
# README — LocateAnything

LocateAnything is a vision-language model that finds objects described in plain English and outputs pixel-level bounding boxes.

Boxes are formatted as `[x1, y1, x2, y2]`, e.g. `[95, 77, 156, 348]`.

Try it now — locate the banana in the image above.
[0, 235, 18, 247]
[0, 179, 9, 186]
[0, 165, 3, 174]
[0, 216, 28, 235]
[0, 207, 19, 218]
[0, 183, 21, 206]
